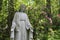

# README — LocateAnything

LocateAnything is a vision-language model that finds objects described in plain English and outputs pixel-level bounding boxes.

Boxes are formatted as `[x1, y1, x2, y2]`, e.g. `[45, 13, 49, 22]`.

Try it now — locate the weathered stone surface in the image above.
[10, 12, 33, 40]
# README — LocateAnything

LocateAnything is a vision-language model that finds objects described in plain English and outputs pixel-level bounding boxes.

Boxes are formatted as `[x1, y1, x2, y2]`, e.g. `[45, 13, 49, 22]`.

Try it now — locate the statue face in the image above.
[20, 4, 26, 12]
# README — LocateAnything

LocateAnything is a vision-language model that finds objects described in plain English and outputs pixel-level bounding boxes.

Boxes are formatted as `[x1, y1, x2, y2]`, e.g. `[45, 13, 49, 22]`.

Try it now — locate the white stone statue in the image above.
[10, 12, 33, 40]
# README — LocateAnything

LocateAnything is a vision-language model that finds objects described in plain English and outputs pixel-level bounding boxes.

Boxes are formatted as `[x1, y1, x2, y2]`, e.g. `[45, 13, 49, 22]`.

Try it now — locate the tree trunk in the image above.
[46, 0, 51, 18]
[7, 0, 15, 37]
[59, 0, 60, 14]
[46, 0, 52, 40]
[46, 0, 53, 24]
[0, 0, 3, 11]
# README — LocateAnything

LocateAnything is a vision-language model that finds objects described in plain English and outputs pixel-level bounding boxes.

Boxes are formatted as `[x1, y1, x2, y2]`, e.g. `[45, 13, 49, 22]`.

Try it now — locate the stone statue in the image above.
[10, 4, 33, 40]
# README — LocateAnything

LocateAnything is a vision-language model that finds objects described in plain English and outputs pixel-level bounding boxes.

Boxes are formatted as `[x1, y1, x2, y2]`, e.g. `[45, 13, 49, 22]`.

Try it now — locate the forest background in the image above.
[0, 0, 60, 40]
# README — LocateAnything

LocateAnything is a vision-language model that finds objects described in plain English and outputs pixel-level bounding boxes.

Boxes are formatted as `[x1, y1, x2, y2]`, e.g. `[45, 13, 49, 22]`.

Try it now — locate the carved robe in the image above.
[10, 12, 33, 40]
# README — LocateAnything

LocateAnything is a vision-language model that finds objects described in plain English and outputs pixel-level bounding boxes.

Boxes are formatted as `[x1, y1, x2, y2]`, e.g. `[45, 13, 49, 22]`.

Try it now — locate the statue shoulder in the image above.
[23, 13, 28, 17]
[22, 13, 27, 16]
[15, 12, 21, 16]
[15, 12, 28, 17]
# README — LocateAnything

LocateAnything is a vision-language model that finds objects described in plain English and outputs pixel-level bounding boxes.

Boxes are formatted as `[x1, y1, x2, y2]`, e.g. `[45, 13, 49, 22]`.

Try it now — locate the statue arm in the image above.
[26, 14, 33, 40]
[11, 21, 16, 32]
[26, 14, 33, 32]
[11, 13, 17, 31]
[10, 13, 17, 39]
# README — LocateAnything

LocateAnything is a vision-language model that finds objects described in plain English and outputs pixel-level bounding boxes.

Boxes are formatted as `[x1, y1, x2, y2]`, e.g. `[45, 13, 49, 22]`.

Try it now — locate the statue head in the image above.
[19, 4, 26, 12]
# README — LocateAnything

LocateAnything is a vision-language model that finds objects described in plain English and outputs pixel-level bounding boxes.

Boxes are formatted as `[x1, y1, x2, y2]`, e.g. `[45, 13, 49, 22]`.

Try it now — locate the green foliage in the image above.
[0, 0, 60, 40]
